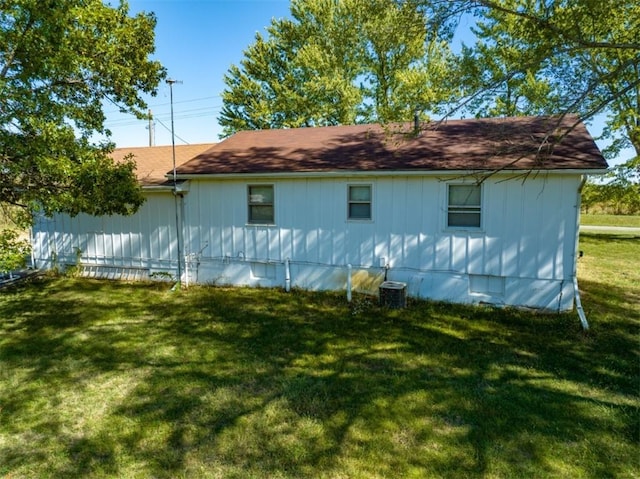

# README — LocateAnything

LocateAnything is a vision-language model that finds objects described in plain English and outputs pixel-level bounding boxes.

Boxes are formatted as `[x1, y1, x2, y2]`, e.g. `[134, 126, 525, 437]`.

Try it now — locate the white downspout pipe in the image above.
[29, 225, 36, 269]
[346, 263, 352, 303]
[284, 258, 291, 292]
[573, 277, 589, 330]
[180, 194, 189, 288]
[184, 254, 189, 288]
[574, 176, 589, 330]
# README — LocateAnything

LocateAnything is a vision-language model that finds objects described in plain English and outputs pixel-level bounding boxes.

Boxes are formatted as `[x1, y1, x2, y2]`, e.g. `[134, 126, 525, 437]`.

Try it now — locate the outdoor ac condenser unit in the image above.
[379, 281, 407, 309]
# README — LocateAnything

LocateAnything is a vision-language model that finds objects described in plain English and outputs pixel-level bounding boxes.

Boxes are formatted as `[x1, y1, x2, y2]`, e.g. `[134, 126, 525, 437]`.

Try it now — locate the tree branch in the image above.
[0, 11, 36, 79]
[470, 0, 640, 51]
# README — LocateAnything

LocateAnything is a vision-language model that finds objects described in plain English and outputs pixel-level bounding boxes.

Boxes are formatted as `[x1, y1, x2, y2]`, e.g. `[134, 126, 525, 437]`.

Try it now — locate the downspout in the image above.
[573, 176, 589, 330]
[346, 264, 352, 303]
[173, 191, 183, 288]
[573, 277, 588, 330]
[181, 193, 189, 288]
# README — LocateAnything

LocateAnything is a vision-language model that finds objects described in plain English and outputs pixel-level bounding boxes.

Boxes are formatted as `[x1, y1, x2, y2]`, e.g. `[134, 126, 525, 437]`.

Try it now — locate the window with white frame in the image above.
[248, 184, 274, 224]
[447, 184, 481, 228]
[348, 184, 372, 220]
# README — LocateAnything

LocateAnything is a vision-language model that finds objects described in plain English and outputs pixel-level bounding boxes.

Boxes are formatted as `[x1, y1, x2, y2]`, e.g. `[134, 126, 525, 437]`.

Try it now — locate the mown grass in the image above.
[1, 235, 638, 478]
[581, 213, 640, 227]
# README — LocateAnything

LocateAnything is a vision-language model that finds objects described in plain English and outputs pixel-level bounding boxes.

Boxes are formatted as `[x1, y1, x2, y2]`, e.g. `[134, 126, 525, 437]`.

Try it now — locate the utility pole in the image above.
[147, 109, 155, 147]
[166, 78, 183, 288]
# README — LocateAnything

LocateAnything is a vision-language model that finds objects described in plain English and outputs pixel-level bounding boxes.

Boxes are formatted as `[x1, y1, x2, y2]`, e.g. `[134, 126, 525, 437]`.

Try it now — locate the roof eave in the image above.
[145, 180, 190, 192]
[174, 168, 609, 181]
[141, 185, 175, 192]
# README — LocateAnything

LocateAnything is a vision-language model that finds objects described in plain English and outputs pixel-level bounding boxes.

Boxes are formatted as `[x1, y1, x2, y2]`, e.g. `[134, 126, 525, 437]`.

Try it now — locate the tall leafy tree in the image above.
[441, 0, 639, 208]
[219, 0, 457, 137]
[0, 0, 165, 219]
[219, 4, 361, 135]
[0, 0, 165, 270]
[448, 0, 639, 157]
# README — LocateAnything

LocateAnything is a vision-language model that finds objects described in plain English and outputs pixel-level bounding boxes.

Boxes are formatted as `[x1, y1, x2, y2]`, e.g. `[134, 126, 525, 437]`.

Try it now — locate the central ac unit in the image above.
[379, 281, 407, 309]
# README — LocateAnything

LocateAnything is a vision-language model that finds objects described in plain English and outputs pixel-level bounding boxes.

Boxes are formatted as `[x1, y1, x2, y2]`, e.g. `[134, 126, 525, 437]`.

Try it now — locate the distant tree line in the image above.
[582, 157, 640, 214]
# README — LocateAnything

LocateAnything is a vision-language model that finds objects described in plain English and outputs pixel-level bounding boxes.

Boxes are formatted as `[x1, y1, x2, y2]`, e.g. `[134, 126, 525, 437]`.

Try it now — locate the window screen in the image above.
[248, 185, 274, 224]
[348, 185, 372, 220]
[448, 184, 481, 228]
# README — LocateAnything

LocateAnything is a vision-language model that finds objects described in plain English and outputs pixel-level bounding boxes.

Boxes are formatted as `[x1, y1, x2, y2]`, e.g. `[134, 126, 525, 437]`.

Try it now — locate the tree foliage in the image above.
[436, 0, 639, 211]
[0, 0, 166, 222]
[582, 157, 640, 214]
[0, 228, 29, 274]
[219, 0, 457, 137]
[221, 0, 639, 171]
[450, 0, 640, 158]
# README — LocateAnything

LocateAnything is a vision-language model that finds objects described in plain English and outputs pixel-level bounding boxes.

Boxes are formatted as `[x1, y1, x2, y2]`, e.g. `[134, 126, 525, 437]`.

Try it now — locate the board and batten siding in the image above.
[30, 173, 581, 311]
[32, 192, 180, 280]
[183, 173, 581, 311]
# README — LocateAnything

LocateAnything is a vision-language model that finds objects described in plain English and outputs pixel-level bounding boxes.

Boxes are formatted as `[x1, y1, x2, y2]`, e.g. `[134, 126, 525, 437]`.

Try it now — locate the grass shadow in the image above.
[1, 278, 638, 478]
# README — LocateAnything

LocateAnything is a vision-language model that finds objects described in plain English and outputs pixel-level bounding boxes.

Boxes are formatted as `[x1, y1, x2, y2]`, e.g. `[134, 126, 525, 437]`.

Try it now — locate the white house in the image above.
[32, 143, 215, 280]
[32, 116, 607, 311]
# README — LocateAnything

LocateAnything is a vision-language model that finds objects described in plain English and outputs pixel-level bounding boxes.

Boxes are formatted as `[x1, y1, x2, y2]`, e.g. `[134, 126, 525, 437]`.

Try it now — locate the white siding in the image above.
[181, 173, 580, 310]
[33, 192, 180, 278]
[32, 172, 582, 311]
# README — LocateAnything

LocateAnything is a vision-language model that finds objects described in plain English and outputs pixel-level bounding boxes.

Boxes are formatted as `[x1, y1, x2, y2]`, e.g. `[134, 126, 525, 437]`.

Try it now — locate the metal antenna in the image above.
[166, 79, 182, 185]
[166, 78, 183, 287]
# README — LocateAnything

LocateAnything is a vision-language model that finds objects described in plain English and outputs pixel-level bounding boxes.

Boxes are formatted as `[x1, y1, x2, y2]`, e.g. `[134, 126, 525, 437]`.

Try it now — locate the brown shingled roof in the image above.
[112, 143, 216, 186]
[176, 116, 606, 176]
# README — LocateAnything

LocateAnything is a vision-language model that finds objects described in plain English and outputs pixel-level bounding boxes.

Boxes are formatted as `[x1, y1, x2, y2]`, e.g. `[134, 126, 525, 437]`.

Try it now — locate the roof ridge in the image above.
[114, 142, 217, 151]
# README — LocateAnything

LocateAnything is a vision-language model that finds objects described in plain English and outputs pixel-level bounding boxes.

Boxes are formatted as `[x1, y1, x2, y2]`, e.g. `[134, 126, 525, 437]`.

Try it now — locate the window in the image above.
[348, 185, 372, 220]
[448, 184, 481, 228]
[248, 185, 274, 224]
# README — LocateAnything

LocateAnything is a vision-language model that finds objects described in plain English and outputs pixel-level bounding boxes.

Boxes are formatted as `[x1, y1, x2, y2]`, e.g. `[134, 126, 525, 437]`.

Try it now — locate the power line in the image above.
[103, 105, 222, 127]
[102, 95, 221, 115]
[155, 117, 190, 144]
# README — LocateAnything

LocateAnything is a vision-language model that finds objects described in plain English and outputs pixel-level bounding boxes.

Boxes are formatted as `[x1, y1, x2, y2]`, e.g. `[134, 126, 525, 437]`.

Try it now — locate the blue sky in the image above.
[102, 0, 291, 147]
[101, 0, 630, 167]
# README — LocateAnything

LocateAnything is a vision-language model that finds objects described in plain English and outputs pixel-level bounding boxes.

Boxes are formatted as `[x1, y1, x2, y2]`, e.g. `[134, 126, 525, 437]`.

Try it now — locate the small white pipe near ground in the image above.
[346, 264, 352, 302]
[184, 255, 189, 288]
[573, 276, 589, 330]
[284, 258, 291, 292]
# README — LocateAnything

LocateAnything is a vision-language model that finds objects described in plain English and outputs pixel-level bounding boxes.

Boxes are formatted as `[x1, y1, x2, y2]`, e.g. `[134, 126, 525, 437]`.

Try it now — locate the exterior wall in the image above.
[32, 192, 181, 280]
[31, 173, 582, 311]
[183, 173, 581, 311]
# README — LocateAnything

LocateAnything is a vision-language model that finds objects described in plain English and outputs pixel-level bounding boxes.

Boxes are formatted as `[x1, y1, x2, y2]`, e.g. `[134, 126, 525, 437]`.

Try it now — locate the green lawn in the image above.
[1, 235, 638, 478]
[581, 213, 640, 227]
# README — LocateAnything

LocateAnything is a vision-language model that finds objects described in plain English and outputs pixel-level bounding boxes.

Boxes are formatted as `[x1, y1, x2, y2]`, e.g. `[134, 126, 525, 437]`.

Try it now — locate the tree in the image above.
[0, 227, 30, 274]
[457, 12, 563, 117]
[580, 155, 639, 214]
[219, 0, 457, 137]
[0, 0, 166, 225]
[446, 0, 640, 157]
